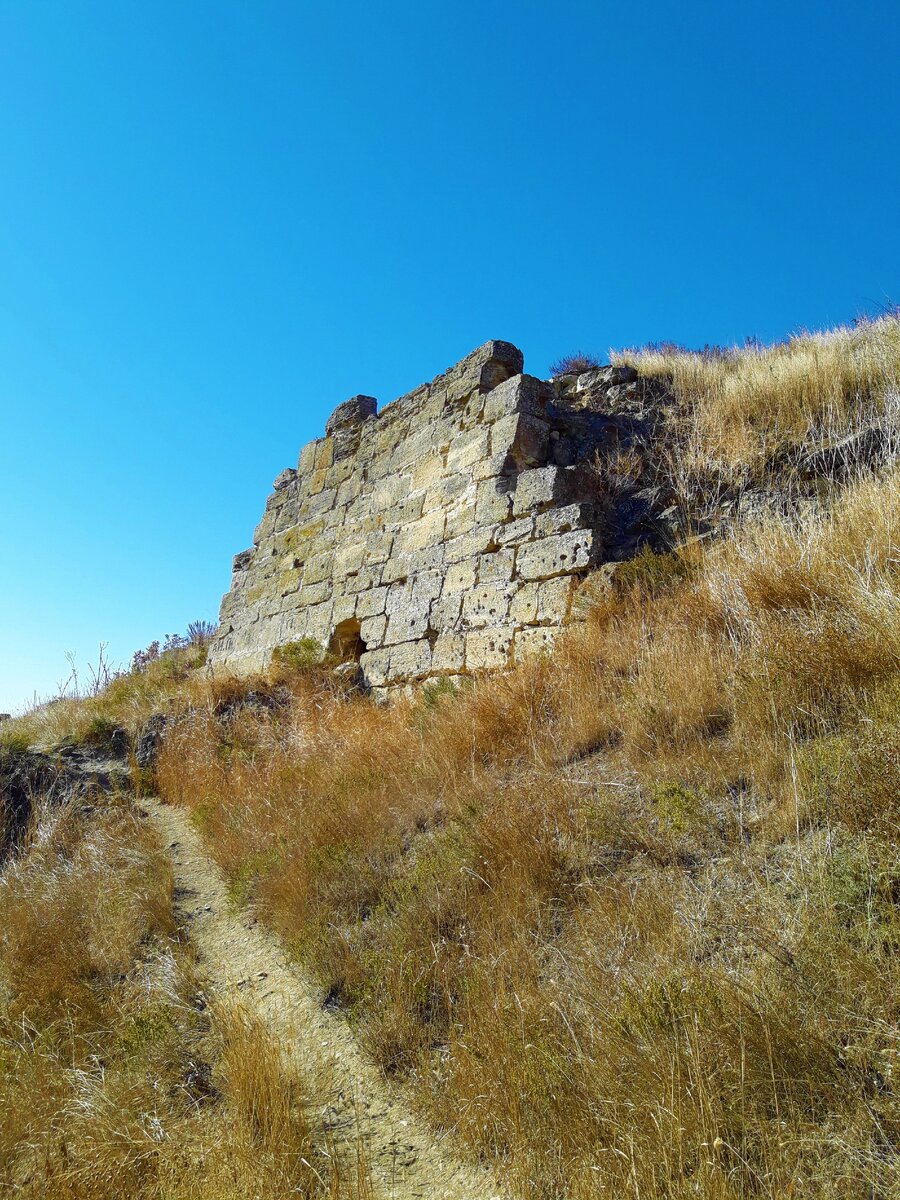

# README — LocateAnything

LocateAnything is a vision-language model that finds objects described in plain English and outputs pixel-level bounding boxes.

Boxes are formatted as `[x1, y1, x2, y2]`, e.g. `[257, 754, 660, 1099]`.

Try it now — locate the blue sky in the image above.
[1, 1, 898, 712]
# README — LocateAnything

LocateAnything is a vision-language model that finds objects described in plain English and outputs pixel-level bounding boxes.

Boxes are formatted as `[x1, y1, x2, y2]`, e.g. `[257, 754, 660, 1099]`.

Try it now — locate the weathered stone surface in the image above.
[209, 341, 642, 688]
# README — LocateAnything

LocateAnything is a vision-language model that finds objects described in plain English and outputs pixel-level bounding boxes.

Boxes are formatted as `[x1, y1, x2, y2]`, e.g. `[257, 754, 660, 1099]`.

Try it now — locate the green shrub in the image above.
[270, 638, 325, 673]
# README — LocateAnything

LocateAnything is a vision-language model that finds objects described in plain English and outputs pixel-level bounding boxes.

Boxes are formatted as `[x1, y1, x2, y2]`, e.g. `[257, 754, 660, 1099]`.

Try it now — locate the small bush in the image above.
[271, 637, 325, 673]
[549, 351, 602, 377]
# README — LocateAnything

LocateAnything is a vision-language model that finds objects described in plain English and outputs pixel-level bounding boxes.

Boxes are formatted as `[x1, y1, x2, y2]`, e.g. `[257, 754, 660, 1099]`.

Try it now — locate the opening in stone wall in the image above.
[328, 618, 367, 663]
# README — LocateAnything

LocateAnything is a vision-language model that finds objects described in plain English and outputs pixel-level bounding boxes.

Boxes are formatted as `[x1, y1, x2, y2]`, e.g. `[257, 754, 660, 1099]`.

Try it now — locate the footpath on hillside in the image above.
[142, 797, 506, 1200]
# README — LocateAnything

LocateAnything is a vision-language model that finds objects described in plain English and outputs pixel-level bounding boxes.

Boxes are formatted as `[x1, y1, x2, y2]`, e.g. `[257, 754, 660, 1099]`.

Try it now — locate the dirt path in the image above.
[142, 797, 506, 1200]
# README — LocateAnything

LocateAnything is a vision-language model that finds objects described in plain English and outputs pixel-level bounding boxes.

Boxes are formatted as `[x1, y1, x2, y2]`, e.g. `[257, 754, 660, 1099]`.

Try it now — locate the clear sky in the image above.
[1, 1, 898, 712]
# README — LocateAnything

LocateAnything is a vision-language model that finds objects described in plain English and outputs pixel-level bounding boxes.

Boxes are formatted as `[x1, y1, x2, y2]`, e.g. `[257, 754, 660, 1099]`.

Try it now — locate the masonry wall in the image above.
[208, 341, 633, 693]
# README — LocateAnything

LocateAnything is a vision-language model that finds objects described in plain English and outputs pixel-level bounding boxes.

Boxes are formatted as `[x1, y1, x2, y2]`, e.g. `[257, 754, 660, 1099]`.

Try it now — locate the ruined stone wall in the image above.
[208, 341, 652, 693]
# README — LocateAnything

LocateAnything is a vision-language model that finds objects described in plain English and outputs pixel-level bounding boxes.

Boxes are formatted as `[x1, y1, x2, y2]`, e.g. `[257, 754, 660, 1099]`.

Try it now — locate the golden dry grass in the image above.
[154, 466, 900, 1198]
[0, 795, 367, 1199]
[613, 311, 900, 481]
[4, 314, 899, 1197]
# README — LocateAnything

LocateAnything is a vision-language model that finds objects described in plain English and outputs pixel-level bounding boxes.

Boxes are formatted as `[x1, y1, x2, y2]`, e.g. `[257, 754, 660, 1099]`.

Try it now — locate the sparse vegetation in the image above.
[549, 350, 603, 376]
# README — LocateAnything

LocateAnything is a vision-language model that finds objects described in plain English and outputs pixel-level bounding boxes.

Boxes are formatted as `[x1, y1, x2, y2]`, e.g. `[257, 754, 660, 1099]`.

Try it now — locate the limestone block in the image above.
[512, 466, 561, 516]
[536, 577, 574, 622]
[325, 395, 377, 461]
[336, 474, 363, 507]
[303, 487, 337, 517]
[392, 428, 440, 473]
[302, 552, 333, 586]
[253, 511, 277, 546]
[305, 600, 334, 641]
[478, 547, 515, 582]
[383, 493, 425, 528]
[516, 529, 596, 581]
[465, 626, 515, 671]
[462, 582, 516, 629]
[356, 585, 388, 618]
[345, 565, 385, 594]
[298, 441, 319, 476]
[423, 473, 469, 513]
[481, 373, 550, 423]
[381, 555, 414, 586]
[430, 589, 463, 627]
[514, 626, 558, 661]
[472, 450, 516, 481]
[332, 592, 357, 625]
[364, 531, 394, 566]
[389, 639, 433, 680]
[491, 412, 549, 468]
[432, 632, 466, 673]
[360, 646, 392, 687]
[395, 508, 446, 555]
[475, 478, 513, 524]
[445, 501, 477, 539]
[360, 613, 387, 645]
[411, 453, 447, 492]
[534, 502, 593, 537]
[384, 594, 431, 645]
[273, 467, 297, 491]
[297, 581, 332, 607]
[445, 426, 491, 473]
[494, 516, 534, 547]
[444, 524, 498, 564]
[333, 541, 367, 578]
[443, 559, 479, 593]
[509, 581, 540, 624]
[372, 473, 410, 511]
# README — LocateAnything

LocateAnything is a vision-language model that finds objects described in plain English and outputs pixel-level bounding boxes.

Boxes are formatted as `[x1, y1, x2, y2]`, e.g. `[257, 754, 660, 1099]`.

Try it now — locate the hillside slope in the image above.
[2, 314, 898, 1199]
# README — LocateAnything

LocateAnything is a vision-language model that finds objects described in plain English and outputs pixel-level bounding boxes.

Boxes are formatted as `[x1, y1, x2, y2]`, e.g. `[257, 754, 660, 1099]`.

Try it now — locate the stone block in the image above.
[494, 516, 534, 547]
[462, 582, 516, 629]
[443, 559, 479, 593]
[534, 501, 593, 537]
[360, 613, 387, 645]
[444, 524, 498, 564]
[514, 626, 558, 661]
[395, 508, 446, 554]
[481, 372, 550, 423]
[475, 478, 513, 524]
[511, 466, 561, 516]
[431, 632, 466, 673]
[384, 593, 431, 645]
[445, 426, 491, 473]
[465, 626, 515, 671]
[302, 551, 333, 586]
[516, 529, 596, 581]
[360, 646, 392, 687]
[430, 589, 463, 626]
[491, 412, 549, 468]
[444, 499, 477, 539]
[478, 547, 515, 582]
[355, 585, 388, 618]
[390, 639, 433, 679]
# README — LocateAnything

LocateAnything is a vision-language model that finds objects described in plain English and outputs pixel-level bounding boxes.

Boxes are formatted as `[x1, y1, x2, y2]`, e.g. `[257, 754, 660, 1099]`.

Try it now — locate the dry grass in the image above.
[5, 314, 899, 1197]
[155, 466, 900, 1198]
[613, 312, 900, 482]
[0, 794, 367, 1198]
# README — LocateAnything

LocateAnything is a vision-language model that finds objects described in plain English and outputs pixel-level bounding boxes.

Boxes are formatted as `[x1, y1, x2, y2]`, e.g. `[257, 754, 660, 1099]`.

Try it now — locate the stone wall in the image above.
[208, 341, 662, 693]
